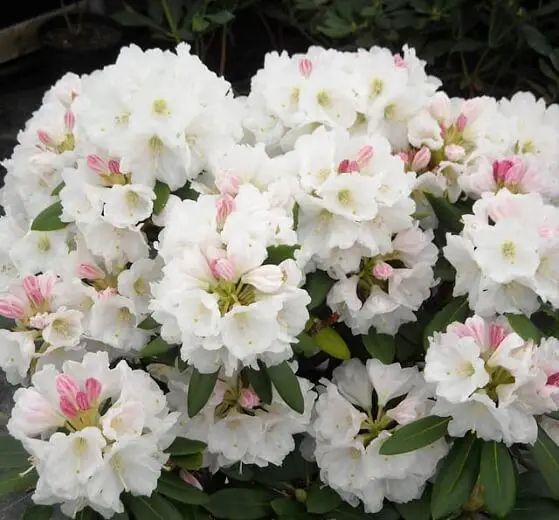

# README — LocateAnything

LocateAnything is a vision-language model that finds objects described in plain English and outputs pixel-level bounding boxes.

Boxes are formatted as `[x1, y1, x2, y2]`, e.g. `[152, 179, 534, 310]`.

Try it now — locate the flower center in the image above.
[212, 281, 256, 316]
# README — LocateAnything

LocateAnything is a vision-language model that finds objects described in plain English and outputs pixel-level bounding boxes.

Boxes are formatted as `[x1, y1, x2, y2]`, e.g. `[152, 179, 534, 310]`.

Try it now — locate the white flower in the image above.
[102, 184, 155, 228]
[42, 308, 84, 348]
[0, 330, 36, 385]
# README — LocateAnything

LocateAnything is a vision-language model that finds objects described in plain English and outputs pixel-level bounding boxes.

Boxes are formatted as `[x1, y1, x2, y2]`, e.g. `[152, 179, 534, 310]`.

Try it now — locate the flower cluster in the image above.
[1, 41, 559, 520]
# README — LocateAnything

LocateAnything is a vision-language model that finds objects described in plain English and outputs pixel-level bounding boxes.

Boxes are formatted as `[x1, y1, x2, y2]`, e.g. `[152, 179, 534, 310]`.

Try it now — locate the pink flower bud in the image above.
[210, 258, 236, 282]
[492, 159, 515, 184]
[179, 470, 203, 490]
[547, 372, 559, 387]
[372, 262, 393, 281]
[29, 313, 50, 329]
[59, 396, 78, 419]
[0, 296, 26, 320]
[455, 113, 468, 132]
[411, 147, 431, 171]
[444, 144, 466, 161]
[23, 276, 45, 307]
[37, 130, 53, 147]
[488, 324, 507, 350]
[56, 374, 80, 401]
[539, 226, 556, 239]
[64, 111, 75, 131]
[337, 159, 360, 174]
[78, 263, 104, 280]
[215, 172, 240, 197]
[85, 377, 102, 403]
[239, 387, 260, 409]
[87, 154, 106, 174]
[393, 53, 406, 68]
[502, 158, 526, 186]
[298, 58, 313, 78]
[97, 288, 117, 301]
[396, 151, 410, 164]
[75, 391, 90, 411]
[356, 145, 374, 168]
[216, 194, 234, 224]
[108, 159, 121, 174]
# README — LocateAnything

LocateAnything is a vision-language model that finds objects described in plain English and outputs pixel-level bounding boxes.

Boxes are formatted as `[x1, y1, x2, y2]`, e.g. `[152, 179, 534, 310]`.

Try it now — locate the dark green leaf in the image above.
[31, 201, 68, 231]
[246, 367, 273, 405]
[522, 25, 552, 56]
[22, 505, 53, 520]
[431, 434, 482, 520]
[166, 438, 207, 456]
[112, 513, 129, 520]
[192, 15, 210, 32]
[306, 270, 335, 310]
[75, 508, 99, 520]
[518, 470, 556, 500]
[265, 245, 300, 265]
[0, 468, 37, 496]
[362, 329, 395, 364]
[187, 369, 219, 417]
[423, 296, 469, 349]
[506, 314, 543, 343]
[220, 463, 254, 482]
[173, 453, 204, 471]
[425, 193, 464, 234]
[535, 0, 559, 16]
[139, 337, 173, 358]
[206, 11, 234, 24]
[506, 498, 559, 520]
[153, 181, 171, 215]
[265, 362, 304, 413]
[204, 488, 273, 519]
[293, 332, 319, 358]
[529, 425, 559, 498]
[0, 316, 15, 330]
[479, 441, 516, 518]
[271, 498, 306, 516]
[380, 416, 450, 455]
[314, 327, 351, 360]
[306, 482, 341, 514]
[0, 432, 31, 469]
[138, 315, 159, 330]
[51, 182, 65, 196]
[330, 503, 381, 519]
[395, 485, 431, 520]
[123, 493, 183, 520]
[157, 472, 209, 505]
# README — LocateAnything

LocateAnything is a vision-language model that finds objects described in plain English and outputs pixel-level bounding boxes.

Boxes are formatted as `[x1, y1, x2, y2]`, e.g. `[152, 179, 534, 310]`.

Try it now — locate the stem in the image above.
[219, 24, 228, 76]
[161, 0, 181, 43]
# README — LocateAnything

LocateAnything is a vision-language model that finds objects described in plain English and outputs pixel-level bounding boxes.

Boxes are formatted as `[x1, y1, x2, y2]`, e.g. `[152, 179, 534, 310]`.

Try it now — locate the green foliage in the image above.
[31, 201, 68, 231]
[362, 329, 395, 364]
[187, 368, 220, 417]
[265, 361, 305, 413]
[379, 416, 450, 455]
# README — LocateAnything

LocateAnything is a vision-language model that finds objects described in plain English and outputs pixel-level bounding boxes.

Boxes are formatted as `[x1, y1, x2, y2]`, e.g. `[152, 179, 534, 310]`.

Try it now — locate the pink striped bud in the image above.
[75, 391, 90, 411]
[393, 53, 406, 68]
[298, 58, 313, 78]
[455, 113, 468, 132]
[492, 159, 515, 184]
[215, 172, 240, 197]
[56, 374, 80, 401]
[64, 111, 75, 131]
[87, 154, 106, 174]
[337, 159, 360, 174]
[444, 144, 466, 161]
[372, 262, 393, 281]
[0, 296, 26, 319]
[216, 194, 234, 224]
[396, 151, 410, 164]
[179, 470, 203, 490]
[23, 276, 45, 306]
[239, 387, 260, 409]
[85, 377, 102, 402]
[356, 145, 374, 168]
[210, 258, 236, 282]
[108, 159, 121, 174]
[488, 324, 507, 350]
[98, 288, 117, 301]
[411, 147, 431, 171]
[37, 130, 53, 147]
[78, 263, 104, 280]
[547, 373, 559, 387]
[59, 396, 78, 419]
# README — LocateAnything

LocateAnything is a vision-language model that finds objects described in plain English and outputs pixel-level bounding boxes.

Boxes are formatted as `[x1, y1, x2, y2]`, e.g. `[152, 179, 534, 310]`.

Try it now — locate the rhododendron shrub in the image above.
[1, 43, 559, 520]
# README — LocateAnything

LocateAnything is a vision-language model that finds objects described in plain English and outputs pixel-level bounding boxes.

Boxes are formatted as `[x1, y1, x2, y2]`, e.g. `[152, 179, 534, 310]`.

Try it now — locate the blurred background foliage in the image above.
[114, 0, 559, 100]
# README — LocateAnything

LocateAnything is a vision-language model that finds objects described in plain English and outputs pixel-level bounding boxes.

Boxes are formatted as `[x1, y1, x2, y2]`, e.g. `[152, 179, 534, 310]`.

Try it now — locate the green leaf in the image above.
[306, 270, 335, 310]
[330, 503, 382, 519]
[431, 434, 482, 520]
[293, 332, 319, 358]
[0, 432, 32, 469]
[246, 367, 273, 405]
[187, 369, 219, 417]
[522, 25, 552, 56]
[173, 453, 204, 471]
[206, 11, 234, 24]
[75, 508, 99, 520]
[395, 485, 431, 520]
[31, 201, 68, 231]
[0, 316, 15, 330]
[22, 505, 53, 520]
[220, 463, 254, 482]
[0, 468, 37, 496]
[265, 244, 300, 265]
[306, 482, 341, 514]
[506, 314, 543, 343]
[529, 425, 559, 498]
[379, 416, 450, 455]
[518, 470, 556, 500]
[423, 296, 469, 350]
[138, 315, 159, 330]
[112, 513, 129, 520]
[191, 15, 210, 32]
[153, 181, 171, 215]
[271, 498, 306, 516]
[204, 488, 273, 519]
[139, 337, 173, 358]
[314, 327, 351, 360]
[362, 329, 395, 364]
[123, 493, 183, 520]
[157, 472, 209, 505]
[265, 362, 304, 413]
[506, 498, 559, 520]
[51, 181, 65, 196]
[166, 438, 207, 456]
[479, 441, 516, 518]
[425, 193, 464, 234]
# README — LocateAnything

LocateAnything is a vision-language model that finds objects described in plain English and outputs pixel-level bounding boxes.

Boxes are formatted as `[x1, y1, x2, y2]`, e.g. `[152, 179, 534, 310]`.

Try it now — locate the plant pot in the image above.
[38, 12, 123, 77]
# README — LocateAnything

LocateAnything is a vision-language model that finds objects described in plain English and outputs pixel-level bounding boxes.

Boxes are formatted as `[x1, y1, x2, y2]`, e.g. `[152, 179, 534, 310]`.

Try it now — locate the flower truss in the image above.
[1, 42, 559, 520]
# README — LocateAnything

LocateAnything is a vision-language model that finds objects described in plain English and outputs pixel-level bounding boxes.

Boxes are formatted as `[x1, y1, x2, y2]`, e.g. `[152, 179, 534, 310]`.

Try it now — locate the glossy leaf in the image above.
[123, 493, 183, 520]
[247, 367, 273, 405]
[153, 181, 171, 215]
[479, 441, 516, 518]
[306, 482, 342, 514]
[265, 361, 304, 414]
[265, 245, 300, 265]
[425, 193, 464, 234]
[157, 472, 210, 505]
[173, 453, 204, 471]
[0, 432, 32, 469]
[362, 329, 395, 364]
[395, 485, 431, 520]
[306, 270, 335, 310]
[423, 296, 469, 350]
[22, 505, 53, 520]
[0, 468, 38, 496]
[30, 201, 67, 231]
[314, 327, 350, 360]
[166, 438, 207, 456]
[529, 425, 559, 498]
[379, 416, 450, 455]
[138, 315, 159, 330]
[187, 369, 219, 417]
[139, 337, 173, 358]
[204, 488, 274, 519]
[506, 314, 543, 343]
